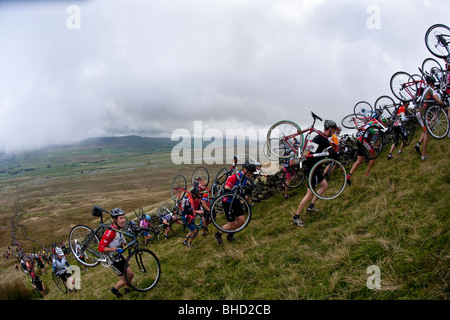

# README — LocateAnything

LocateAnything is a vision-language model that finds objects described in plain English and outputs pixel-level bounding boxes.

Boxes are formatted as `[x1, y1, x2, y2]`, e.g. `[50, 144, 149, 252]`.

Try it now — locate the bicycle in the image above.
[209, 167, 254, 233]
[374, 95, 397, 121]
[191, 167, 210, 190]
[68, 205, 161, 292]
[52, 270, 68, 294]
[211, 155, 239, 197]
[425, 24, 450, 59]
[266, 112, 347, 200]
[282, 165, 305, 189]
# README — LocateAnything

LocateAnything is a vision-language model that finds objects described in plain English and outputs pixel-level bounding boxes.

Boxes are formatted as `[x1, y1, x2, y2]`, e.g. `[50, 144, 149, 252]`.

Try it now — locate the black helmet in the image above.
[110, 207, 125, 218]
[242, 160, 257, 173]
[324, 120, 338, 130]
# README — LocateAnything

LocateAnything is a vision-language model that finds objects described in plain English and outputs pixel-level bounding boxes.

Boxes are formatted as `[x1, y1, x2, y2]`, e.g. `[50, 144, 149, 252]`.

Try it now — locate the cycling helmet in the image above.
[324, 120, 338, 130]
[110, 207, 125, 218]
[55, 247, 64, 256]
[145, 214, 151, 221]
[242, 160, 257, 173]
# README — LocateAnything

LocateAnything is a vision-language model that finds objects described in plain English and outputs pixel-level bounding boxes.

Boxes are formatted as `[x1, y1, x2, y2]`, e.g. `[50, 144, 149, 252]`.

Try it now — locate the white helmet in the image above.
[55, 247, 64, 256]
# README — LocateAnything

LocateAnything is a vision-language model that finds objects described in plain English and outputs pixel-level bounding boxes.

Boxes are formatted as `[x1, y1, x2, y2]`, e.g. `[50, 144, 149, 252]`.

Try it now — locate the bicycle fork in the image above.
[135, 251, 147, 273]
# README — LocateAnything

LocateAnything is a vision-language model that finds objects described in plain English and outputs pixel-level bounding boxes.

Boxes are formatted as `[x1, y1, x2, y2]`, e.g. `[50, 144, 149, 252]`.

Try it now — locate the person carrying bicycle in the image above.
[181, 183, 204, 248]
[52, 247, 77, 292]
[30, 270, 45, 294]
[140, 214, 153, 245]
[292, 120, 339, 227]
[214, 160, 256, 243]
[200, 189, 213, 237]
[388, 102, 408, 160]
[346, 115, 387, 185]
[98, 208, 134, 298]
[413, 75, 446, 160]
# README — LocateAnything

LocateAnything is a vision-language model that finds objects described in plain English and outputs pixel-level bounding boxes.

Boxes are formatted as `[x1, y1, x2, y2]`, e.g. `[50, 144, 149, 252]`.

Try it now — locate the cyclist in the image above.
[181, 184, 204, 248]
[292, 120, 339, 227]
[413, 75, 446, 160]
[215, 160, 256, 243]
[30, 270, 45, 294]
[98, 208, 134, 298]
[140, 214, 153, 245]
[346, 116, 387, 185]
[52, 247, 77, 292]
[200, 189, 213, 236]
[388, 102, 408, 160]
[330, 126, 342, 152]
[36, 253, 46, 274]
[160, 210, 176, 240]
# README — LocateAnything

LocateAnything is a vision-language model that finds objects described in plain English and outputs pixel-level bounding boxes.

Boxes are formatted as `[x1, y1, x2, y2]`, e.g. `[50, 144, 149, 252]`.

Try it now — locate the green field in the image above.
[0, 134, 449, 301]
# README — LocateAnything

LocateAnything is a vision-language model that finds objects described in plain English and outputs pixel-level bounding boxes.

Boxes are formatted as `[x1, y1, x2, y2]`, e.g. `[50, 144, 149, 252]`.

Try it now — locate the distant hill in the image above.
[77, 135, 177, 150]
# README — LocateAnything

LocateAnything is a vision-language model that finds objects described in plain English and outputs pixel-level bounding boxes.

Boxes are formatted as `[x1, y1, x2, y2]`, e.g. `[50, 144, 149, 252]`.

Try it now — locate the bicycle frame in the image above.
[79, 213, 143, 266]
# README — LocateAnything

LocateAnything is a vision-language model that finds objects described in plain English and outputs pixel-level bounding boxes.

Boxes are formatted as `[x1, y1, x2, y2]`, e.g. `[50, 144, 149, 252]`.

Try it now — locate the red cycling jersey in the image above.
[98, 224, 125, 254]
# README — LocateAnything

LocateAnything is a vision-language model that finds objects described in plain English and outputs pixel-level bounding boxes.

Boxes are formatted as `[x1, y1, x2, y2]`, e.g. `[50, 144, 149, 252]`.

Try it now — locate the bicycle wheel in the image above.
[401, 121, 416, 146]
[124, 248, 161, 292]
[425, 105, 450, 139]
[169, 218, 191, 238]
[263, 141, 278, 161]
[374, 95, 396, 120]
[52, 272, 68, 294]
[362, 126, 384, 160]
[422, 58, 444, 82]
[341, 113, 366, 129]
[266, 120, 302, 159]
[308, 158, 347, 200]
[210, 193, 252, 234]
[425, 24, 450, 58]
[69, 225, 101, 267]
[192, 167, 209, 188]
[211, 167, 228, 197]
[390, 71, 416, 102]
[171, 174, 187, 202]
[353, 101, 373, 118]
[283, 167, 305, 189]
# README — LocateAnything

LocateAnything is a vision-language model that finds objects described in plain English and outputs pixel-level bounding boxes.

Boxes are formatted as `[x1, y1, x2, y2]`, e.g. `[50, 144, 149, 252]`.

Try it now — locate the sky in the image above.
[0, 0, 449, 153]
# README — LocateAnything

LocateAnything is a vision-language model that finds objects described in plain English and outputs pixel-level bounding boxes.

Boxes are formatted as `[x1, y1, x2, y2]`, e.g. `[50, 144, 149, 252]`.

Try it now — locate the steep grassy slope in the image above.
[0, 134, 448, 300]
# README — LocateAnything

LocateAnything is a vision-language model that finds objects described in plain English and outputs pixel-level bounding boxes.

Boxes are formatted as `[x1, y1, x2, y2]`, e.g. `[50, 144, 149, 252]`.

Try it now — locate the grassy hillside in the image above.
[0, 133, 448, 300]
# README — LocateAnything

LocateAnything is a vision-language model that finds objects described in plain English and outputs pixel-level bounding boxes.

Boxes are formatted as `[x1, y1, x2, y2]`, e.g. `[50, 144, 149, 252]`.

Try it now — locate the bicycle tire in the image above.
[192, 167, 209, 188]
[124, 248, 161, 292]
[402, 121, 415, 146]
[283, 167, 305, 189]
[425, 105, 450, 139]
[52, 272, 68, 294]
[308, 158, 347, 200]
[374, 95, 396, 120]
[210, 193, 251, 234]
[69, 224, 101, 267]
[390, 71, 416, 102]
[211, 167, 228, 197]
[266, 120, 303, 159]
[353, 101, 373, 118]
[362, 126, 384, 160]
[425, 24, 450, 58]
[421, 57, 444, 82]
[341, 113, 366, 129]
[170, 174, 187, 202]
[169, 218, 191, 238]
